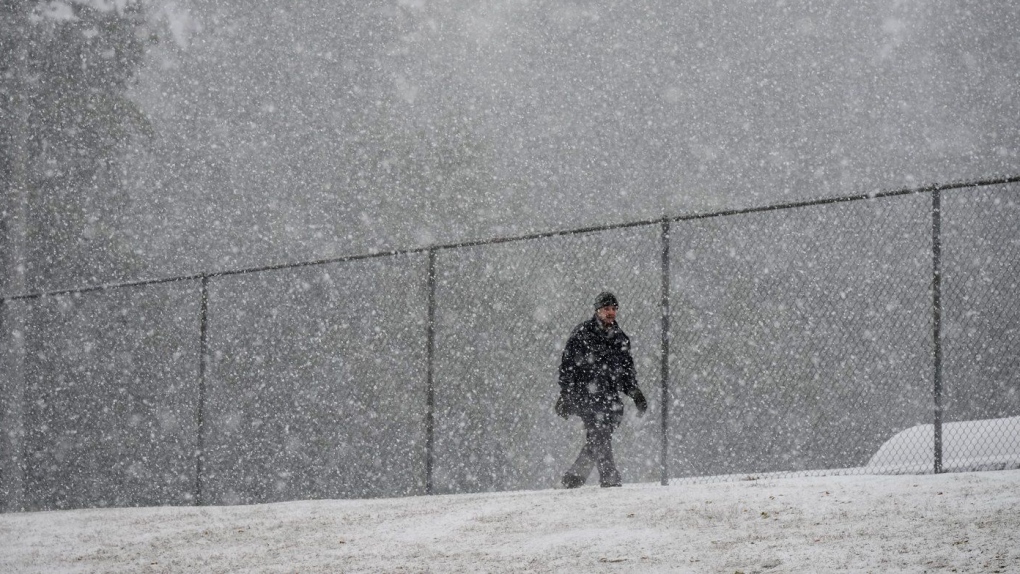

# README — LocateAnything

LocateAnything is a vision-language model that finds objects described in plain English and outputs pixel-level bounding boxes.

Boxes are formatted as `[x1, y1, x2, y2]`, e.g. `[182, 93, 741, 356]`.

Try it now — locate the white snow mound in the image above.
[867, 416, 1020, 474]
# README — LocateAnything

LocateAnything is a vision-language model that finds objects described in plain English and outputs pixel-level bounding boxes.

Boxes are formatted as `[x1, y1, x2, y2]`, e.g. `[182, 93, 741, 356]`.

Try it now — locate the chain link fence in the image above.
[939, 186, 1020, 472]
[430, 226, 663, 493]
[2, 180, 1018, 511]
[199, 255, 430, 506]
[669, 193, 935, 481]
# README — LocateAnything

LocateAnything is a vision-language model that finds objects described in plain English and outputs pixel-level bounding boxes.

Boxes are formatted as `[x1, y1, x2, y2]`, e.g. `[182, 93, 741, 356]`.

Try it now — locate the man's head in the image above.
[594, 291, 619, 326]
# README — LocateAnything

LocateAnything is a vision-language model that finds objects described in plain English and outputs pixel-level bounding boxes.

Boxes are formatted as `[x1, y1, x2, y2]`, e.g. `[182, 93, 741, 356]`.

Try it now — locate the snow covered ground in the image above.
[2, 470, 1018, 573]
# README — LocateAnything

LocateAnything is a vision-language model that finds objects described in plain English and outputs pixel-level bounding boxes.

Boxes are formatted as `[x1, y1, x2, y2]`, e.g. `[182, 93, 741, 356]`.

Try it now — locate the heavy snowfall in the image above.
[2, 1, 1019, 572]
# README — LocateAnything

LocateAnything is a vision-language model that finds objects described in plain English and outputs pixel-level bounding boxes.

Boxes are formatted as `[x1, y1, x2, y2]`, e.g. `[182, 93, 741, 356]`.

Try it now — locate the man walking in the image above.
[556, 291, 647, 488]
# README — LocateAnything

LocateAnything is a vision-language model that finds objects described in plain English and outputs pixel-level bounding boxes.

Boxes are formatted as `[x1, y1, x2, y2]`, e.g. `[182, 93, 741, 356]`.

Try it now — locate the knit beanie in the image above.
[594, 291, 619, 309]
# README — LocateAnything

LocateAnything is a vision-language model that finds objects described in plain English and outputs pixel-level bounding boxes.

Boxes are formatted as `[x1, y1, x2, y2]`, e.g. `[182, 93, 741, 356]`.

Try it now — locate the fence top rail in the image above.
[2, 174, 1018, 303]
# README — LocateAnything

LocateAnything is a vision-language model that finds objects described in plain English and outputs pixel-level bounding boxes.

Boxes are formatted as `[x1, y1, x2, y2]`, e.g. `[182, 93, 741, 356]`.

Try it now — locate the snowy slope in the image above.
[2, 471, 1018, 573]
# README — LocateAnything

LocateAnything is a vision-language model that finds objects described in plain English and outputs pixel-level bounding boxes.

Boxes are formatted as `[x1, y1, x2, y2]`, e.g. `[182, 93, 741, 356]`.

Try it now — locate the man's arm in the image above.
[624, 386, 648, 414]
[617, 334, 647, 414]
[556, 328, 583, 418]
[558, 327, 582, 393]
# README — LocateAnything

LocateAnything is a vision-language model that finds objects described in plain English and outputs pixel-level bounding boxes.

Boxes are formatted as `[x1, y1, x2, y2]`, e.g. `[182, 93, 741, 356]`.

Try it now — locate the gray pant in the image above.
[563, 412, 621, 487]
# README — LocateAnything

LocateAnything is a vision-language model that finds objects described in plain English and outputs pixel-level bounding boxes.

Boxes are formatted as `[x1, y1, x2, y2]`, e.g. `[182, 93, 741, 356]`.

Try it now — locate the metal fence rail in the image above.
[1, 176, 1019, 511]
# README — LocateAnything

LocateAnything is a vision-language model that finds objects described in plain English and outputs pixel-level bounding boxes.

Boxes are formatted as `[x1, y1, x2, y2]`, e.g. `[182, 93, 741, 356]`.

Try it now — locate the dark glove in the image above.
[631, 388, 648, 416]
[555, 394, 570, 419]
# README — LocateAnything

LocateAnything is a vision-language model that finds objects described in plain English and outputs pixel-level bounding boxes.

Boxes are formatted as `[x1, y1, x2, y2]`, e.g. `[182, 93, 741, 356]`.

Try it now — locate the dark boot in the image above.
[563, 442, 594, 488]
[561, 474, 586, 489]
[597, 466, 621, 487]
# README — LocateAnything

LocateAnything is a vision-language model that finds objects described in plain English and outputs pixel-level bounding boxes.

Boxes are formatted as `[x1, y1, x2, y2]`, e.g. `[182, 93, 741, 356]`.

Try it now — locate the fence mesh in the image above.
[431, 226, 663, 493]
[941, 184, 1020, 472]
[201, 254, 429, 505]
[20, 282, 202, 511]
[2, 182, 1019, 511]
[668, 194, 935, 482]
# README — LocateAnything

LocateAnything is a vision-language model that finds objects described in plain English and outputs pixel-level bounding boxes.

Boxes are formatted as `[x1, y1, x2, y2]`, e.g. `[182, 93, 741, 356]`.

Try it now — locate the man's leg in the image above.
[562, 414, 601, 488]
[590, 414, 621, 487]
[562, 436, 595, 488]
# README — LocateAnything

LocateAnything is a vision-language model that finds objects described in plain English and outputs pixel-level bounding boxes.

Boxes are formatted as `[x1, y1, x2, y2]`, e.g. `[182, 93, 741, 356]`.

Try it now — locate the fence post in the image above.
[195, 275, 210, 504]
[931, 190, 944, 474]
[660, 220, 671, 486]
[424, 250, 437, 494]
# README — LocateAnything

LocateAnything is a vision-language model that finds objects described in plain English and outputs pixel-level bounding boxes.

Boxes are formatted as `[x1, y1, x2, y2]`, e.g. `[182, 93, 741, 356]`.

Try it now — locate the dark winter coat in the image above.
[558, 315, 643, 418]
